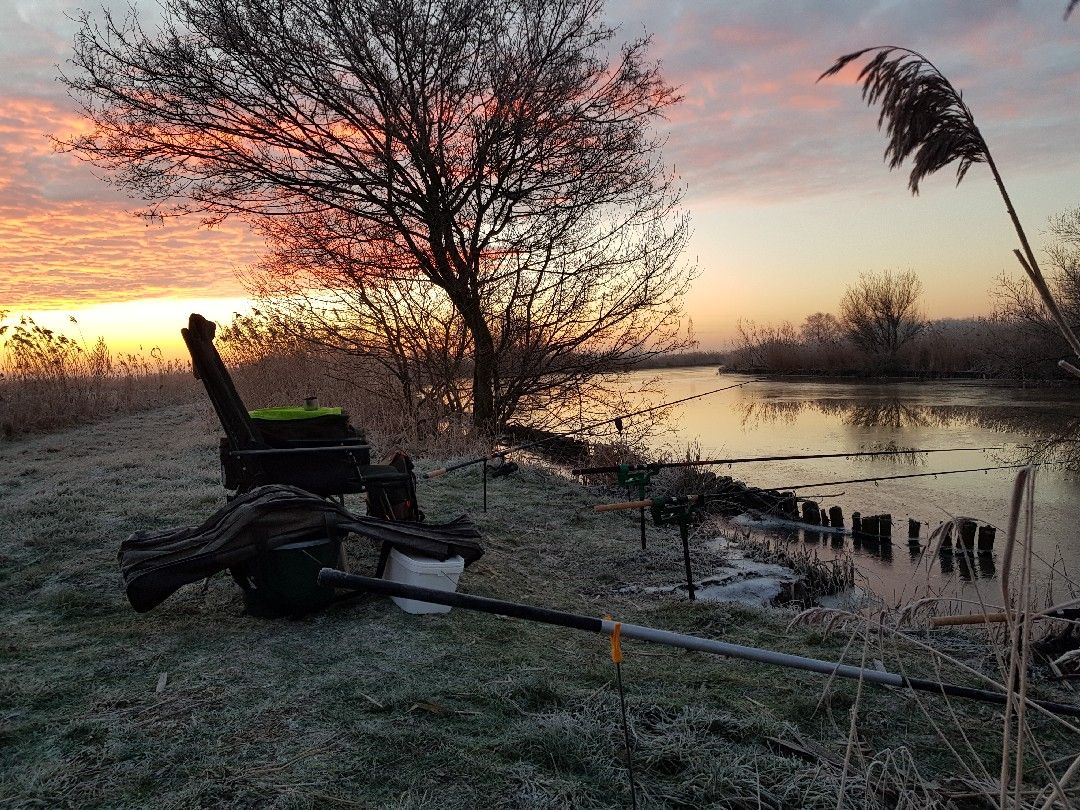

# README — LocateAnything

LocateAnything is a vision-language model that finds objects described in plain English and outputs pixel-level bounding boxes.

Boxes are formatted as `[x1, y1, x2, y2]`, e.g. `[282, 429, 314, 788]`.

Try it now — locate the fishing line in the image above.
[783, 460, 1070, 492]
[426, 378, 762, 479]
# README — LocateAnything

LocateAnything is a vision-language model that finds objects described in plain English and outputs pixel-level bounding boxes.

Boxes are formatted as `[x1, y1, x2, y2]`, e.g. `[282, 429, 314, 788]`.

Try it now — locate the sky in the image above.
[1, 0, 1078, 355]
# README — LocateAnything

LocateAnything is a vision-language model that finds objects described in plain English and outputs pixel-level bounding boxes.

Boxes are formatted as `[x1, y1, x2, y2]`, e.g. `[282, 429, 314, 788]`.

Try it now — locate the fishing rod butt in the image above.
[595, 499, 653, 513]
[424, 468, 448, 479]
[318, 568, 605, 632]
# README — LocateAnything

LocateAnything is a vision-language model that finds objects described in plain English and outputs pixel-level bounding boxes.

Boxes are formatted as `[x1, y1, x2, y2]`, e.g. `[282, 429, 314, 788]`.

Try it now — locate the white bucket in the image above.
[384, 549, 465, 614]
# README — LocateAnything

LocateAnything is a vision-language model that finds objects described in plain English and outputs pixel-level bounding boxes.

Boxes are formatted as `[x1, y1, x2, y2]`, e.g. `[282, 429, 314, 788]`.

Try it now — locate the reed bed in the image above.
[0, 317, 194, 438]
[731, 526, 858, 604]
[0, 314, 482, 456]
[792, 467, 1080, 809]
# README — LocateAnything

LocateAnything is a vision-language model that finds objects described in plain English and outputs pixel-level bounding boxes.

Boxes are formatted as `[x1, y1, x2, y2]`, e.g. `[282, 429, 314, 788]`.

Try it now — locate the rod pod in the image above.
[316, 570, 1080, 719]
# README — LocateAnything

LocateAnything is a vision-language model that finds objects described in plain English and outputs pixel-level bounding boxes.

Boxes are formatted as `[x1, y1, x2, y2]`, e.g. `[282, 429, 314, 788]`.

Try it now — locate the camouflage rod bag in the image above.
[118, 485, 483, 613]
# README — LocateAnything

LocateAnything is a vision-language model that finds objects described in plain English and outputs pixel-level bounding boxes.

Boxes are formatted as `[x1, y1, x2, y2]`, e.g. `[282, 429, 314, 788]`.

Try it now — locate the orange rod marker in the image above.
[610, 621, 623, 664]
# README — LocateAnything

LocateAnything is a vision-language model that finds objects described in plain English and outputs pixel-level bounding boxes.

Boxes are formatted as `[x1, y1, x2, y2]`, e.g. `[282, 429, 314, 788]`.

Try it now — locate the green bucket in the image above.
[232, 536, 343, 616]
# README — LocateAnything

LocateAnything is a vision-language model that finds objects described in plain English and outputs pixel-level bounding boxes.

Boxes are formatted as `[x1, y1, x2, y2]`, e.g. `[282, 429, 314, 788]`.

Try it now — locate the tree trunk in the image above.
[451, 293, 499, 436]
[471, 333, 498, 436]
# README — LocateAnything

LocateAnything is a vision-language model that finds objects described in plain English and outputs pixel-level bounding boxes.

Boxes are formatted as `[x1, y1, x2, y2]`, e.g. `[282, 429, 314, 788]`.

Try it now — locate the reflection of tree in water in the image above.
[926, 404, 1079, 469]
[735, 399, 804, 429]
[737, 396, 1079, 469]
[815, 399, 933, 430]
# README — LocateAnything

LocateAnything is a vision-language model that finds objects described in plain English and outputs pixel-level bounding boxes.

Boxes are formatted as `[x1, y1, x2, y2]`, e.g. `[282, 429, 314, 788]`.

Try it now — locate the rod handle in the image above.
[595, 499, 653, 513]
[930, 610, 1077, 627]
[931, 612, 1010, 626]
[425, 468, 447, 479]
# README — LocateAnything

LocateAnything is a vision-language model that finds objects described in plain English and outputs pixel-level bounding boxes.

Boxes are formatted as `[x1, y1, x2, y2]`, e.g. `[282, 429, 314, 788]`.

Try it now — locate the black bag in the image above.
[250, 410, 360, 445]
[230, 532, 344, 616]
[366, 451, 423, 521]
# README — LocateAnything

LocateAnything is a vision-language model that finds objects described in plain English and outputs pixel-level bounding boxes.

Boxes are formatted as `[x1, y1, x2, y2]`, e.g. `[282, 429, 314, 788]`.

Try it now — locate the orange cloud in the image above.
[0, 95, 261, 311]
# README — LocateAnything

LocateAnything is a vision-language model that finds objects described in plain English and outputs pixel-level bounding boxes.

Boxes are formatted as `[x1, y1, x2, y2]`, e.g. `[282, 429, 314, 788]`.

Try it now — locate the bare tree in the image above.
[733, 319, 800, 372]
[800, 312, 844, 346]
[61, 0, 693, 434]
[839, 269, 926, 370]
[246, 237, 473, 435]
[995, 207, 1080, 357]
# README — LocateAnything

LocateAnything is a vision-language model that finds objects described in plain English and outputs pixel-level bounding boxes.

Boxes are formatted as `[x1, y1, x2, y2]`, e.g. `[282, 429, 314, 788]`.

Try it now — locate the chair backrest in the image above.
[182, 313, 263, 451]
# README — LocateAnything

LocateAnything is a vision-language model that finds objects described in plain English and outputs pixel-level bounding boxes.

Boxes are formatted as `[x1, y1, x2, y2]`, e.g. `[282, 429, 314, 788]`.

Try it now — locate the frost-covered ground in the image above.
[1, 402, 1075, 807]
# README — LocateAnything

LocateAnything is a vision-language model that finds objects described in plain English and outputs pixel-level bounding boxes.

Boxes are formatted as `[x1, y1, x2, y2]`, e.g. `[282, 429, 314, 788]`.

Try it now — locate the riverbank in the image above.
[1, 401, 1076, 807]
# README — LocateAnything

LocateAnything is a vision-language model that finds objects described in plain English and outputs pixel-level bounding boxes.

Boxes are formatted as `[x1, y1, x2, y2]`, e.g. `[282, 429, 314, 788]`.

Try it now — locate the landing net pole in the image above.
[317, 570, 1080, 719]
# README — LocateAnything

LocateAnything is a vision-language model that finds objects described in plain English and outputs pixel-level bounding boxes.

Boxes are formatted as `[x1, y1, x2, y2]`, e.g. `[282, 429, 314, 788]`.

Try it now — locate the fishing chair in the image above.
[181, 313, 422, 598]
[182, 313, 411, 500]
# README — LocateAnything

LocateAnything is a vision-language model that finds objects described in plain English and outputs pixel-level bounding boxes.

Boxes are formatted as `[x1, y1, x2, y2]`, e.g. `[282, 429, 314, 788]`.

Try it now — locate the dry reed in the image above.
[792, 467, 1079, 808]
[0, 316, 193, 438]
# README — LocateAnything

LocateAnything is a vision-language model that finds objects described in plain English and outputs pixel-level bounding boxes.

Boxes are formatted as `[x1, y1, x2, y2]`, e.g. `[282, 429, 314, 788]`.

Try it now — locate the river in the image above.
[622, 369, 1079, 606]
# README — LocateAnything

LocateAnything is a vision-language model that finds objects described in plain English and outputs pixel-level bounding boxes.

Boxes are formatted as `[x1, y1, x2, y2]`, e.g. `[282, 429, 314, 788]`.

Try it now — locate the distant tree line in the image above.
[714, 209, 1080, 380]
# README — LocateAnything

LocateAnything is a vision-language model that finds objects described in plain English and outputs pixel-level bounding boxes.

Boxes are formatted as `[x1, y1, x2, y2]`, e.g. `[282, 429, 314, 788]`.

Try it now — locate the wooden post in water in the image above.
[959, 520, 977, 550]
[939, 522, 952, 550]
[828, 506, 844, 530]
[801, 501, 821, 526]
[878, 515, 892, 545]
[851, 512, 862, 546]
[908, 519, 921, 545]
[862, 515, 880, 547]
[977, 525, 996, 551]
[780, 492, 798, 519]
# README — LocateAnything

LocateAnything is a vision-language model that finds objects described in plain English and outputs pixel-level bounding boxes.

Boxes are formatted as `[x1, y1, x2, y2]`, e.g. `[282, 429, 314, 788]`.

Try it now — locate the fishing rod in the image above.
[784, 460, 1069, 491]
[572, 445, 1005, 476]
[594, 461, 1068, 515]
[317, 570, 1080, 719]
[425, 378, 761, 483]
[931, 608, 1080, 627]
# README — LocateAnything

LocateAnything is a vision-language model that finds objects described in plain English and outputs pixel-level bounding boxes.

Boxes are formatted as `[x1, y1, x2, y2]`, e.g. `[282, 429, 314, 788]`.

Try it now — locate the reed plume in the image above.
[819, 46, 1080, 379]
[819, 47, 986, 195]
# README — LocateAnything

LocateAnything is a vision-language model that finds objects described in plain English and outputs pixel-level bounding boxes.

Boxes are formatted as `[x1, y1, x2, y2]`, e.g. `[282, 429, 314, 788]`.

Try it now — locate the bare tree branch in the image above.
[59, 0, 694, 432]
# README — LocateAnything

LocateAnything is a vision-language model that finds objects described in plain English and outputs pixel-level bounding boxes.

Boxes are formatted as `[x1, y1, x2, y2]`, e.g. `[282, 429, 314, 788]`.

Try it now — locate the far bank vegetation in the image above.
[715, 216, 1080, 380]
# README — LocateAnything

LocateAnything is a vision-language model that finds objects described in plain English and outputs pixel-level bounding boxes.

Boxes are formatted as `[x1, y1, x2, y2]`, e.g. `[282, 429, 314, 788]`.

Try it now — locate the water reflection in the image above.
[626, 369, 1079, 601]
[737, 396, 1079, 467]
[819, 399, 935, 430]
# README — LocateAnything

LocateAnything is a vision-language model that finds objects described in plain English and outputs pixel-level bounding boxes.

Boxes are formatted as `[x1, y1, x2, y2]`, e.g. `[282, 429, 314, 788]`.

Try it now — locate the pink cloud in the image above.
[1, 1, 1077, 311]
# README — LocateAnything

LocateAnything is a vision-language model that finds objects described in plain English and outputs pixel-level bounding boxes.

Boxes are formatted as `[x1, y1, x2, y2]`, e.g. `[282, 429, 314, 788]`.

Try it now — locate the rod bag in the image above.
[118, 485, 483, 612]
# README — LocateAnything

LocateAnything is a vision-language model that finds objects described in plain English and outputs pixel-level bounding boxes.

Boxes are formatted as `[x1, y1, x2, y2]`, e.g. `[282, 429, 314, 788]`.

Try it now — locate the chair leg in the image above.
[374, 542, 392, 578]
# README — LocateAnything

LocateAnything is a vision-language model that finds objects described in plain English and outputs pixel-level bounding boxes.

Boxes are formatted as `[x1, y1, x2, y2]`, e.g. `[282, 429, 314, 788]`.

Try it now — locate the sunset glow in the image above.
[2, 1, 1078, 355]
